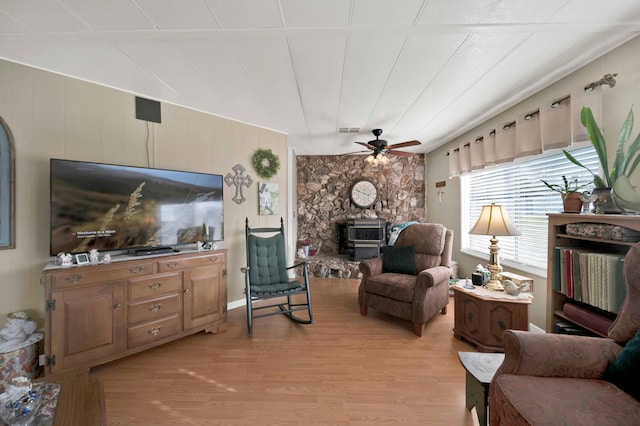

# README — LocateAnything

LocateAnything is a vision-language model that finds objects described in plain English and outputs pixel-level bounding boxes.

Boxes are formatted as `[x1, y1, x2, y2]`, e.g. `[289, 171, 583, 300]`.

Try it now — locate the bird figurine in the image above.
[503, 279, 521, 296]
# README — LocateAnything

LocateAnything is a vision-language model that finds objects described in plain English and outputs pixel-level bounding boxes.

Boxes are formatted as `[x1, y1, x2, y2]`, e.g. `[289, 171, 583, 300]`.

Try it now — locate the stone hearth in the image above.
[296, 254, 362, 279]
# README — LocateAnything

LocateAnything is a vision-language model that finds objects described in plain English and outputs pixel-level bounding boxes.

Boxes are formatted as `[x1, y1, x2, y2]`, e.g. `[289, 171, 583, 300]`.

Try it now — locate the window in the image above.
[461, 146, 599, 275]
[0, 116, 15, 249]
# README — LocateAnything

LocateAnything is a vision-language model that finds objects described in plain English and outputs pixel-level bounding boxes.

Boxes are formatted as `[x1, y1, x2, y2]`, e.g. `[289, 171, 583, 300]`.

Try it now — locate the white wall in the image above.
[426, 35, 640, 330]
[0, 59, 288, 327]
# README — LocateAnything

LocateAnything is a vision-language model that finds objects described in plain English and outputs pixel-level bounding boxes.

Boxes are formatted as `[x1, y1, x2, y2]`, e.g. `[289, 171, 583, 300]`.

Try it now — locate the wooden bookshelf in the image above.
[546, 213, 640, 335]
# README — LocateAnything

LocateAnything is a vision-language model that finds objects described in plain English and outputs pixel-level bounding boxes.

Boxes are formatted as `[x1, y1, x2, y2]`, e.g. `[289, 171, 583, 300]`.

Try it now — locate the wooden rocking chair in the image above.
[242, 218, 314, 336]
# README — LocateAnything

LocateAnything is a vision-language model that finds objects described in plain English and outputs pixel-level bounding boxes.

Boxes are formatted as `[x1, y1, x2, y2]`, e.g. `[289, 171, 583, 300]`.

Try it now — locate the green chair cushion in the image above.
[383, 245, 416, 275]
[247, 233, 289, 286]
[250, 280, 304, 296]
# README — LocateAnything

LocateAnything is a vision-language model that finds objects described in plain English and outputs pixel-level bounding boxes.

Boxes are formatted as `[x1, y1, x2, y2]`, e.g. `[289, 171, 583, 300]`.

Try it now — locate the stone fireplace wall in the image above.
[296, 154, 426, 256]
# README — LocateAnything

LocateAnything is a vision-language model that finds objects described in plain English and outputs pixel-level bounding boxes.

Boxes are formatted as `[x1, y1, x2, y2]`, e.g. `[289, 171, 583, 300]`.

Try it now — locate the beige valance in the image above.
[449, 80, 606, 178]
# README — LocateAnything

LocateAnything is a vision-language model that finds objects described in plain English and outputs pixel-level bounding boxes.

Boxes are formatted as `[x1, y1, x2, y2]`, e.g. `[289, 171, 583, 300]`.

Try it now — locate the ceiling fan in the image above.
[354, 129, 421, 163]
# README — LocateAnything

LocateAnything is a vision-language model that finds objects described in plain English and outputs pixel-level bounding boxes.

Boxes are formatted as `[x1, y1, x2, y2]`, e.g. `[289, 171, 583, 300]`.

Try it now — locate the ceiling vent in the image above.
[337, 127, 360, 134]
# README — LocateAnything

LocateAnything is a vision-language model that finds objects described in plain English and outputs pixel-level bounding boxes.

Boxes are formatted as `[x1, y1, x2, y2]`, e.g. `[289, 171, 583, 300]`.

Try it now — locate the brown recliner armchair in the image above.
[489, 242, 640, 425]
[358, 223, 453, 337]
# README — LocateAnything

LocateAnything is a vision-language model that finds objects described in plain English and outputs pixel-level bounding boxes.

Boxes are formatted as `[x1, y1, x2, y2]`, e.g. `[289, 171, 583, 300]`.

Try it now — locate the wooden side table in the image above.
[458, 351, 505, 426]
[453, 282, 532, 352]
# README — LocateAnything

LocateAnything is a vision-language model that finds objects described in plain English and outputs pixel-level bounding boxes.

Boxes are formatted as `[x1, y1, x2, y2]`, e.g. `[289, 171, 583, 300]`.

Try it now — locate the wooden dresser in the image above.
[42, 250, 227, 376]
[453, 283, 532, 352]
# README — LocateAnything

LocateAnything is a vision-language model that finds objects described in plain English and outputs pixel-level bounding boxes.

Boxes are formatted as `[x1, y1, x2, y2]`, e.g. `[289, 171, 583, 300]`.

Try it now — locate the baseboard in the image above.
[227, 298, 246, 311]
[529, 323, 545, 333]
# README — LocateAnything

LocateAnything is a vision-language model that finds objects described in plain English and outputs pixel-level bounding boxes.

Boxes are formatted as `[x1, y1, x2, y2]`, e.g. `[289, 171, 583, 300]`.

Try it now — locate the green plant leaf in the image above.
[623, 131, 640, 176]
[581, 107, 610, 186]
[625, 149, 640, 178]
[612, 108, 634, 182]
[593, 175, 607, 188]
[541, 179, 562, 193]
[541, 175, 592, 195]
[562, 149, 601, 184]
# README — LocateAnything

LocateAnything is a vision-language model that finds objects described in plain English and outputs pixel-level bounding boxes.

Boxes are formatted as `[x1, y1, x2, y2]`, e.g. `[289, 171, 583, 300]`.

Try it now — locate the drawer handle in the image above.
[65, 274, 82, 284]
[114, 303, 122, 310]
[129, 266, 143, 274]
[148, 326, 162, 336]
[148, 304, 162, 313]
[148, 282, 162, 290]
[208, 256, 217, 262]
[184, 288, 191, 294]
[166, 262, 178, 269]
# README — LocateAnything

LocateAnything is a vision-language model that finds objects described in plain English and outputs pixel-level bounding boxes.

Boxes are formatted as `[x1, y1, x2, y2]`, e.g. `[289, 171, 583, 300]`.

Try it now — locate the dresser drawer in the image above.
[49, 262, 155, 289]
[128, 293, 181, 325]
[129, 273, 181, 301]
[157, 253, 225, 273]
[127, 315, 181, 349]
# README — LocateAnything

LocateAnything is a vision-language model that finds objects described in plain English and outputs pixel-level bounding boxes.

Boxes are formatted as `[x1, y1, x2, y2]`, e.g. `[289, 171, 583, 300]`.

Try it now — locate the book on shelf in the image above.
[552, 247, 561, 292]
[562, 302, 614, 336]
[581, 252, 591, 303]
[554, 247, 626, 314]
[553, 320, 597, 337]
[559, 247, 567, 294]
[572, 250, 581, 302]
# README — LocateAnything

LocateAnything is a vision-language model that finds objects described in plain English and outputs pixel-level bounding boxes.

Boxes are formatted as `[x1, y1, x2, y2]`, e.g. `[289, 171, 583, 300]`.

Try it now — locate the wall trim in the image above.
[228, 298, 246, 311]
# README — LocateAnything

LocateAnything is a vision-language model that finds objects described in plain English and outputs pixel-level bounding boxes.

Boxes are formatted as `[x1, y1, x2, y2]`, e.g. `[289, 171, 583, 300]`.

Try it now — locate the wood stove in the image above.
[343, 218, 386, 260]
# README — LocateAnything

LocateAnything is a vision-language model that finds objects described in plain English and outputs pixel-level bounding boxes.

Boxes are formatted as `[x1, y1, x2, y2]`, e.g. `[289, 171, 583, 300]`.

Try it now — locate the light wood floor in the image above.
[92, 279, 481, 425]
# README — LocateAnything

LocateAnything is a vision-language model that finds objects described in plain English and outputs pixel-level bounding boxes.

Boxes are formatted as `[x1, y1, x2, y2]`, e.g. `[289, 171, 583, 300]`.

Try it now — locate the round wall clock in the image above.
[349, 178, 379, 209]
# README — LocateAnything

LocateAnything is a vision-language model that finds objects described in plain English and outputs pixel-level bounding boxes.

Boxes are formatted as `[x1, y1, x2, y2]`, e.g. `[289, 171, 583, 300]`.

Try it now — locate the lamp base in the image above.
[485, 278, 504, 291]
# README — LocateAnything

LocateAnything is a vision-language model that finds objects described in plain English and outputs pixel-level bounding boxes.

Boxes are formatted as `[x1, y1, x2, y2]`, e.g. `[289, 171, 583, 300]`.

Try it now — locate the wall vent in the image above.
[337, 127, 360, 134]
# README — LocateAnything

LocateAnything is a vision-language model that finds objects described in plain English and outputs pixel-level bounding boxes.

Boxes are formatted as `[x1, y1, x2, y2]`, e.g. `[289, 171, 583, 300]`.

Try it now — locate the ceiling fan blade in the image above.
[355, 141, 375, 150]
[386, 140, 421, 149]
[387, 149, 415, 157]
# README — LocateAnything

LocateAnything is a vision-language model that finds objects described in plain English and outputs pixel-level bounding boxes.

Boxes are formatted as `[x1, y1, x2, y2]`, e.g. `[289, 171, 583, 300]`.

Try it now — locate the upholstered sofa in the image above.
[489, 242, 640, 425]
[358, 223, 453, 336]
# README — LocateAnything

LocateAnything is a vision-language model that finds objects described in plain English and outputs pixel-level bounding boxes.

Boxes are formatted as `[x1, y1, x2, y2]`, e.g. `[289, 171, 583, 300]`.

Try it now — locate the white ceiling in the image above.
[1, 0, 639, 156]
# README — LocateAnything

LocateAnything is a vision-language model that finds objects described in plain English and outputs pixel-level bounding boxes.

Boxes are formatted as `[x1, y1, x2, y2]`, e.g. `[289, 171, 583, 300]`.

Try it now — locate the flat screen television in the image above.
[50, 159, 224, 255]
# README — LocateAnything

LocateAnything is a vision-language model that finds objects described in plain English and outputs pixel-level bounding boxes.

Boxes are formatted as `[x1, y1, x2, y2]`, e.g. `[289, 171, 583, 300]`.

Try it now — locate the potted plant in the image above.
[541, 175, 591, 213]
[562, 107, 640, 212]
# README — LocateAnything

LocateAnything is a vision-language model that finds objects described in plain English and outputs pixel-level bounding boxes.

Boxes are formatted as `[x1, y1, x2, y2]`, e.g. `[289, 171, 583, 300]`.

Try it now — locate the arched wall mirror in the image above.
[0, 116, 15, 249]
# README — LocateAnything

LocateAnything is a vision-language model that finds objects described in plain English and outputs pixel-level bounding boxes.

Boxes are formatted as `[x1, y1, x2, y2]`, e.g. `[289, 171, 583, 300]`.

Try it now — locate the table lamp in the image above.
[469, 203, 521, 291]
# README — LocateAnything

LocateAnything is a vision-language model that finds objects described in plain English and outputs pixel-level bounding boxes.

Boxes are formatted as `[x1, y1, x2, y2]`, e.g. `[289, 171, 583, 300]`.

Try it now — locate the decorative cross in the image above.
[224, 164, 253, 204]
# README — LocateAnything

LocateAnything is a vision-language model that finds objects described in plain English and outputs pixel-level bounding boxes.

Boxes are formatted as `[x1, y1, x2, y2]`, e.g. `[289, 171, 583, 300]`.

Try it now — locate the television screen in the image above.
[50, 159, 224, 255]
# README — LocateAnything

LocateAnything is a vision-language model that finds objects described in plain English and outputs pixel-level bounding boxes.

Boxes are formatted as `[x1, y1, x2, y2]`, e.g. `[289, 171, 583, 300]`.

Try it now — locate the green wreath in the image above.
[252, 148, 280, 179]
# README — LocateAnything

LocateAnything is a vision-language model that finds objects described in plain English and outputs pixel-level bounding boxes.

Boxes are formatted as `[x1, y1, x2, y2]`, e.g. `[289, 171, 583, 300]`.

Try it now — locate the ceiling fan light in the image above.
[355, 129, 421, 159]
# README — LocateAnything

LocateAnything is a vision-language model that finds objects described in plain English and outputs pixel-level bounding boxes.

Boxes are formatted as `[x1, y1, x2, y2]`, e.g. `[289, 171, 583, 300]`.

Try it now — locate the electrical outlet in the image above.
[39, 354, 46, 366]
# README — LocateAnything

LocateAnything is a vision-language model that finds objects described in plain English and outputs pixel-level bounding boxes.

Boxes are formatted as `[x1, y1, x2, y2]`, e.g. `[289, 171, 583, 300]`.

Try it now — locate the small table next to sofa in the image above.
[458, 351, 504, 426]
[452, 281, 532, 352]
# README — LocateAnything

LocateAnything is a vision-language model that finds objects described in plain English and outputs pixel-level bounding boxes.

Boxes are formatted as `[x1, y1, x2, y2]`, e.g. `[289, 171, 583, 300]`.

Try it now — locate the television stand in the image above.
[128, 246, 174, 256]
[42, 249, 228, 376]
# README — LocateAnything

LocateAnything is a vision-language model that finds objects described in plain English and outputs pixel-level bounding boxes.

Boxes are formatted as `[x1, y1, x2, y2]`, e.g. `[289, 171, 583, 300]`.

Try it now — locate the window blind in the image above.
[461, 146, 599, 271]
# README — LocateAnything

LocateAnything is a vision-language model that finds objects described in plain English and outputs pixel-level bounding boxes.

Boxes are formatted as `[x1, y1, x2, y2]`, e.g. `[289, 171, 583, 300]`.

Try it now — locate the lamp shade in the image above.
[469, 203, 521, 237]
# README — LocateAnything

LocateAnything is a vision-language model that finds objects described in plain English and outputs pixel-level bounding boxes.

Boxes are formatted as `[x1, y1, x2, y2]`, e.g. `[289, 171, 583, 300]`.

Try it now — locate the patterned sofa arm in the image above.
[494, 330, 623, 380]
